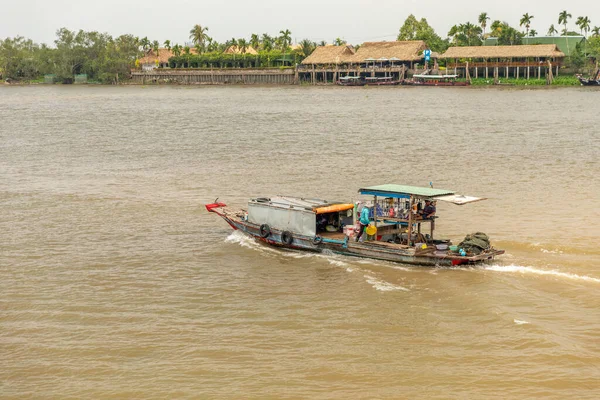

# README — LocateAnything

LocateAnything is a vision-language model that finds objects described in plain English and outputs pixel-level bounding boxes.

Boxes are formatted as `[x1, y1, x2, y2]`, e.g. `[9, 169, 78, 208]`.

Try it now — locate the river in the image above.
[1, 85, 599, 399]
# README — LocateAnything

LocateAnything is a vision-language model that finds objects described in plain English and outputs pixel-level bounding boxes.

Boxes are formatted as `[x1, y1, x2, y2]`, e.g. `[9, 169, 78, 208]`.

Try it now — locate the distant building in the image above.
[484, 36, 585, 57]
[301, 41, 427, 67]
[440, 44, 565, 79]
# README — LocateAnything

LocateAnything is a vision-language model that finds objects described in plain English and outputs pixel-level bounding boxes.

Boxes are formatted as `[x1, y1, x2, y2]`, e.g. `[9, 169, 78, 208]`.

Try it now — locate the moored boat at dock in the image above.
[336, 76, 365, 86]
[403, 74, 470, 86]
[206, 184, 504, 267]
[364, 76, 401, 86]
[577, 69, 600, 86]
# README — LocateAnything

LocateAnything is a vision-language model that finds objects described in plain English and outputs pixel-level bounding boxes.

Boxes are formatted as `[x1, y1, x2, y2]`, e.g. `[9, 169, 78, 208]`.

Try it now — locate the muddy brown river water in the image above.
[1, 85, 599, 399]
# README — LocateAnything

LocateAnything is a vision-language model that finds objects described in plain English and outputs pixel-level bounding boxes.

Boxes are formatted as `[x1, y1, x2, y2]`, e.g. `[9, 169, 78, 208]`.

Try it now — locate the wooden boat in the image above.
[206, 184, 504, 267]
[336, 76, 365, 86]
[403, 74, 470, 86]
[364, 76, 401, 86]
[577, 69, 600, 86]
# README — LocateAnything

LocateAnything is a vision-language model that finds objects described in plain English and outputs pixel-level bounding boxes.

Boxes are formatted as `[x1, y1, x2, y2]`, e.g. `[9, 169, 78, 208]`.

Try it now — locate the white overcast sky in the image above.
[1, 0, 598, 45]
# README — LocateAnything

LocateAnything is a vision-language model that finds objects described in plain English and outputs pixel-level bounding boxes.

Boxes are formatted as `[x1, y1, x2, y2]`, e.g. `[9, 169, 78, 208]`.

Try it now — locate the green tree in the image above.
[172, 44, 182, 57]
[490, 20, 502, 35]
[592, 26, 600, 37]
[478, 12, 490, 38]
[318, 40, 327, 47]
[520, 13, 534, 37]
[398, 14, 448, 52]
[152, 40, 160, 56]
[333, 37, 346, 46]
[559, 11, 572, 55]
[576, 16, 591, 37]
[297, 38, 316, 57]
[448, 22, 482, 46]
[250, 34, 260, 50]
[98, 34, 139, 83]
[237, 38, 248, 53]
[576, 16, 591, 56]
[279, 29, 292, 50]
[189, 24, 209, 53]
[491, 22, 523, 45]
[261, 34, 273, 51]
[140, 36, 150, 52]
[529, 29, 537, 37]
[548, 24, 558, 36]
[163, 40, 171, 52]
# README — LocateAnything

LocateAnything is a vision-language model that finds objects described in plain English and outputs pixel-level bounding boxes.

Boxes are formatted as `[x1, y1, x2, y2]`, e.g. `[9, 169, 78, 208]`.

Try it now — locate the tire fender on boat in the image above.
[259, 224, 271, 238]
[312, 236, 323, 245]
[281, 231, 293, 245]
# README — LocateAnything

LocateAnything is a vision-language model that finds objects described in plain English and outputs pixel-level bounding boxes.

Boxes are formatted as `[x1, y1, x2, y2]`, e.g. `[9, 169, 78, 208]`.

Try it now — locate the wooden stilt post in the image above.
[407, 196, 413, 246]
[516, 66, 519, 79]
[527, 66, 530, 80]
[373, 196, 377, 231]
[538, 66, 541, 80]
[465, 61, 471, 83]
[485, 66, 488, 79]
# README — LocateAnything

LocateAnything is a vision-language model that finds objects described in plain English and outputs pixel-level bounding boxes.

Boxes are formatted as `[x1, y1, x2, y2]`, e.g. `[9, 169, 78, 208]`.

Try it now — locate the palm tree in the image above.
[250, 34, 260, 51]
[559, 11, 572, 55]
[226, 38, 238, 48]
[298, 39, 316, 57]
[576, 16, 591, 56]
[478, 12, 490, 38]
[548, 24, 558, 36]
[238, 38, 248, 54]
[189, 24, 209, 53]
[529, 29, 537, 37]
[163, 40, 171, 52]
[261, 33, 273, 51]
[140, 36, 150, 52]
[333, 37, 346, 46]
[318, 40, 327, 47]
[576, 16, 591, 37]
[593, 26, 600, 37]
[279, 29, 292, 50]
[172, 44, 182, 57]
[152, 40, 160, 57]
[520, 13, 534, 37]
[490, 20, 502, 37]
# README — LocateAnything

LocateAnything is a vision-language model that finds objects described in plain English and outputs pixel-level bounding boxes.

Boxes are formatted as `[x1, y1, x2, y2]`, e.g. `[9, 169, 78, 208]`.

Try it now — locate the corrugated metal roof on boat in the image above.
[359, 184, 454, 198]
[251, 196, 332, 210]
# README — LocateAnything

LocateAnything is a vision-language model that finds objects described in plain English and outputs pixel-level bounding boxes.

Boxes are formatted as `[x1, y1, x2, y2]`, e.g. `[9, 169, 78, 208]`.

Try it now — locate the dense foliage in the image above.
[0, 29, 141, 83]
[168, 50, 300, 69]
[397, 15, 449, 53]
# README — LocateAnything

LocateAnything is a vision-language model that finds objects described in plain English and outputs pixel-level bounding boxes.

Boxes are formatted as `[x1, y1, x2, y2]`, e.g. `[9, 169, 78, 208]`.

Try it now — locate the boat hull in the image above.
[211, 208, 503, 267]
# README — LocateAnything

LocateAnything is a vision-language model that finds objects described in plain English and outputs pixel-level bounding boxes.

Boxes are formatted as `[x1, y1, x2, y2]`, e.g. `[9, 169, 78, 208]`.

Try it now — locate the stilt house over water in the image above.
[440, 44, 565, 81]
[299, 41, 428, 84]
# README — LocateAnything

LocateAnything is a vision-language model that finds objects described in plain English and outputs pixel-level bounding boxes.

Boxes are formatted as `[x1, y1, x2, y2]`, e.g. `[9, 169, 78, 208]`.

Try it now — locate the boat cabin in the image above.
[356, 184, 484, 246]
[247, 196, 354, 238]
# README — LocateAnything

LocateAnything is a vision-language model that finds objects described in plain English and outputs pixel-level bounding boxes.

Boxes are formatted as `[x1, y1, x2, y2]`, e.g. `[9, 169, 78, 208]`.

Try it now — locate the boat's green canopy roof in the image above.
[359, 184, 455, 199]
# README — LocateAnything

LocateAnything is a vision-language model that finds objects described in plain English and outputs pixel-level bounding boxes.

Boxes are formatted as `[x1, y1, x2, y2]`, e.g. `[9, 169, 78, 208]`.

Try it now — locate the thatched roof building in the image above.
[349, 41, 427, 62]
[301, 41, 427, 65]
[301, 45, 355, 64]
[138, 49, 177, 66]
[441, 44, 564, 59]
[223, 45, 259, 55]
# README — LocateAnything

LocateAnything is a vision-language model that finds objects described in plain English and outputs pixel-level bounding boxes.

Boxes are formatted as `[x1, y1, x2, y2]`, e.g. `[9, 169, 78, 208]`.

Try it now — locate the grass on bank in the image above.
[469, 76, 581, 86]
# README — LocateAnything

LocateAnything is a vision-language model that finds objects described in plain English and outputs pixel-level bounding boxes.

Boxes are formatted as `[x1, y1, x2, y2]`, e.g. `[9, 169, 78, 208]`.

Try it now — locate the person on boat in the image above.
[422, 200, 436, 219]
[355, 205, 371, 242]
